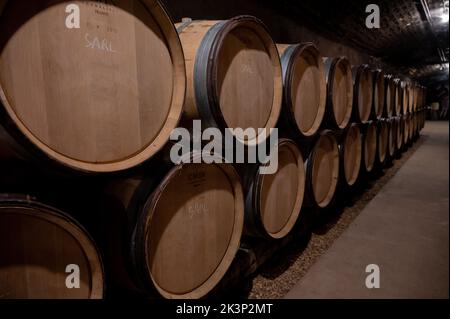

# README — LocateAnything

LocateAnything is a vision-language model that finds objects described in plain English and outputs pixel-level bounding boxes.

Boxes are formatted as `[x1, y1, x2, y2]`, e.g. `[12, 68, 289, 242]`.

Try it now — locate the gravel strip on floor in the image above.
[248, 137, 426, 299]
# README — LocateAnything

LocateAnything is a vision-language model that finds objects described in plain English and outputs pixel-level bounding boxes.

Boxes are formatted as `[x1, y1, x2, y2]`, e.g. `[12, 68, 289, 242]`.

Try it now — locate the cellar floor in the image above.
[285, 121, 449, 299]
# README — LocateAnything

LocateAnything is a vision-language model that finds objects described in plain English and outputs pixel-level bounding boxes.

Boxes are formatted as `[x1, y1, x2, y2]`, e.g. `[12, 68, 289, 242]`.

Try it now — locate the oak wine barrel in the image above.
[104, 156, 244, 299]
[403, 114, 410, 145]
[387, 119, 396, 159]
[362, 121, 377, 173]
[400, 81, 409, 115]
[377, 120, 389, 165]
[278, 43, 326, 137]
[383, 75, 395, 117]
[0, 195, 104, 299]
[0, 0, 186, 173]
[176, 16, 282, 145]
[396, 116, 404, 152]
[372, 70, 385, 119]
[339, 124, 362, 187]
[393, 78, 401, 116]
[243, 139, 305, 238]
[323, 57, 353, 129]
[352, 64, 373, 123]
[305, 130, 339, 208]
[409, 113, 415, 140]
[407, 83, 414, 114]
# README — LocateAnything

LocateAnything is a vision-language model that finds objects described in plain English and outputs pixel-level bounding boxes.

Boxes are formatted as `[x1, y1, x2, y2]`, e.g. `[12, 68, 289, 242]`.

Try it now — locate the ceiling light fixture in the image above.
[441, 0, 449, 23]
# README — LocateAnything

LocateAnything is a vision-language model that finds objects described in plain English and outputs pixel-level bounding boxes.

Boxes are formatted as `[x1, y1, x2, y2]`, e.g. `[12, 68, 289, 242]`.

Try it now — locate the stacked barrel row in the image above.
[0, 2, 426, 300]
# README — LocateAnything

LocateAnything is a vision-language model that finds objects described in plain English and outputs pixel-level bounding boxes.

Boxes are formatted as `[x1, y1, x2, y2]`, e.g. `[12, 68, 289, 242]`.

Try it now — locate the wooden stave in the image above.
[0, 194, 104, 299]
[176, 16, 282, 145]
[242, 139, 305, 239]
[0, 0, 187, 174]
[322, 57, 353, 130]
[278, 43, 326, 138]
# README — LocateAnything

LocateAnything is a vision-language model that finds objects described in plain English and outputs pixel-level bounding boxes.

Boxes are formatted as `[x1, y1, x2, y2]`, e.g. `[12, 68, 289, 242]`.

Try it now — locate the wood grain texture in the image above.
[0, 198, 103, 299]
[0, 0, 186, 172]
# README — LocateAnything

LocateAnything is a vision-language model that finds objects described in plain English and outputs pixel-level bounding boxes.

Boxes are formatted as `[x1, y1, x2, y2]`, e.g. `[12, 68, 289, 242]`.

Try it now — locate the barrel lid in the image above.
[0, 196, 104, 299]
[0, 0, 185, 172]
[134, 162, 244, 299]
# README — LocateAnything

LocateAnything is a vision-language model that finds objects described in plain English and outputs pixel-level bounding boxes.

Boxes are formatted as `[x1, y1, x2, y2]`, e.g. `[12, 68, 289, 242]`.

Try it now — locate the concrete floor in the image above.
[286, 121, 449, 299]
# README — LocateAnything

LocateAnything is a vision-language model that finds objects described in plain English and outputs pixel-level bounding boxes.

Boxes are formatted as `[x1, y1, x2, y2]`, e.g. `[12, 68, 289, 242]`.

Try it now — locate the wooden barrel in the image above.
[387, 119, 396, 158]
[413, 84, 419, 112]
[352, 64, 373, 123]
[407, 83, 414, 114]
[385, 75, 396, 117]
[0, 0, 186, 173]
[104, 157, 244, 299]
[393, 79, 401, 116]
[362, 121, 377, 173]
[397, 117, 404, 151]
[372, 70, 385, 119]
[243, 139, 305, 238]
[339, 124, 362, 187]
[278, 43, 326, 137]
[176, 16, 282, 145]
[323, 57, 353, 129]
[0, 195, 104, 299]
[400, 81, 409, 115]
[377, 120, 389, 165]
[409, 113, 415, 140]
[305, 130, 339, 208]
[403, 115, 410, 145]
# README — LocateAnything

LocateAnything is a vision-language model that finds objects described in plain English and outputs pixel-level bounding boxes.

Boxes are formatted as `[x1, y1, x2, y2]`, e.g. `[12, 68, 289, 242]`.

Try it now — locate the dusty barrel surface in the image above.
[176, 16, 282, 144]
[378, 120, 389, 165]
[339, 124, 362, 187]
[105, 157, 244, 299]
[323, 57, 353, 129]
[362, 121, 377, 173]
[305, 130, 339, 208]
[278, 43, 326, 137]
[0, 0, 186, 173]
[352, 64, 373, 123]
[243, 139, 305, 239]
[372, 70, 385, 119]
[0, 195, 104, 299]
